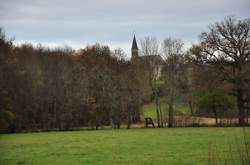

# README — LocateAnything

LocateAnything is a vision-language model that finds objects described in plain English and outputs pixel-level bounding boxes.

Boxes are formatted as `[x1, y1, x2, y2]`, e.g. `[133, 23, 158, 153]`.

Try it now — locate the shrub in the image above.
[0, 110, 15, 131]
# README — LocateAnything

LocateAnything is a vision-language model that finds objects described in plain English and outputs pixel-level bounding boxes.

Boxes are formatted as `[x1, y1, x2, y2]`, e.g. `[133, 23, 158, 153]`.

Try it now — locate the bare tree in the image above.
[162, 37, 185, 128]
[141, 36, 163, 127]
[197, 16, 250, 126]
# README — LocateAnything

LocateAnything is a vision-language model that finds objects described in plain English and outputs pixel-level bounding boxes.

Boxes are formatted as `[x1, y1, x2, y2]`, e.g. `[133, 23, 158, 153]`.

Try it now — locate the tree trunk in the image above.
[154, 91, 161, 128]
[159, 104, 163, 128]
[168, 97, 174, 128]
[246, 104, 249, 124]
[237, 88, 245, 126]
[109, 112, 114, 129]
[155, 95, 162, 128]
[95, 115, 99, 130]
[127, 118, 131, 129]
[188, 101, 194, 116]
[117, 122, 120, 129]
[213, 109, 218, 125]
[127, 109, 131, 129]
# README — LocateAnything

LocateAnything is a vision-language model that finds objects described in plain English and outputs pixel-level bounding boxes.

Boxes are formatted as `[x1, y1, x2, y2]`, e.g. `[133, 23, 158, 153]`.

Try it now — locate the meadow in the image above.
[0, 127, 249, 165]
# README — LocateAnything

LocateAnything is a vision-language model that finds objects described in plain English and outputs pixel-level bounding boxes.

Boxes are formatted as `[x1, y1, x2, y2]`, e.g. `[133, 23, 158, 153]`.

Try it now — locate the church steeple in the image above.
[131, 34, 138, 59]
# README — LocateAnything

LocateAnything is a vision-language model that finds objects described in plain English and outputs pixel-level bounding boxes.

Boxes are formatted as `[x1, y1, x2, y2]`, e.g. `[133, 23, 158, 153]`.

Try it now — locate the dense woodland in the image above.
[0, 16, 250, 132]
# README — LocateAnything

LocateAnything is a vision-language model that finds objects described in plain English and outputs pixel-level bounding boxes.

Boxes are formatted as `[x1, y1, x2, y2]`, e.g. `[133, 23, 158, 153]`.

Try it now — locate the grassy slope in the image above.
[142, 99, 190, 121]
[0, 128, 248, 165]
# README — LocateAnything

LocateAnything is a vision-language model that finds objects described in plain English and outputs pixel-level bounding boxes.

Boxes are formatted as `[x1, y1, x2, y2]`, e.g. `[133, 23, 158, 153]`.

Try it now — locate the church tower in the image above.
[131, 35, 139, 59]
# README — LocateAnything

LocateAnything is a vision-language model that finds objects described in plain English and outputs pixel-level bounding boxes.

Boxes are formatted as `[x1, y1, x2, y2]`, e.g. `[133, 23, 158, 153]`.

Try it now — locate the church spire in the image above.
[132, 34, 138, 50]
[131, 34, 138, 59]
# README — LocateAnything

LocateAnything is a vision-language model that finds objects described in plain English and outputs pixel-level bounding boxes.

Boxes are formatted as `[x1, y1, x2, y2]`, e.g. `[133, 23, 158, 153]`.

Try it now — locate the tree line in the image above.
[0, 16, 249, 132]
[0, 36, 143, 131]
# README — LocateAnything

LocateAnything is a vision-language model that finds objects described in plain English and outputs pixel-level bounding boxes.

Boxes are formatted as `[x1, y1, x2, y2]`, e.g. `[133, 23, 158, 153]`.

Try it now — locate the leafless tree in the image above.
[141, 36, 163, 127]
[197, 16, 250, 126]
[162, 37, 185, 128]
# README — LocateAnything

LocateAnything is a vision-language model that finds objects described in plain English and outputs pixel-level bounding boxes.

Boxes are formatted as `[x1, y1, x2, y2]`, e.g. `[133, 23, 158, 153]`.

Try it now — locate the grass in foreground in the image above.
[0, 127, 249, 165]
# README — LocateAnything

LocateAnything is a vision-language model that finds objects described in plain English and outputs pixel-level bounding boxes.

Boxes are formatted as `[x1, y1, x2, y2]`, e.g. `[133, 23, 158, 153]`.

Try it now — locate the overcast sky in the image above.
[1, 0, 250, 56]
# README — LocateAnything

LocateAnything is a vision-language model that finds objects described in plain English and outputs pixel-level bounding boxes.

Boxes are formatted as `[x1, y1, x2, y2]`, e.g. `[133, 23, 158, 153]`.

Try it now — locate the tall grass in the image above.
[208, 128, 250, 165]
[238, 128, 250, 165]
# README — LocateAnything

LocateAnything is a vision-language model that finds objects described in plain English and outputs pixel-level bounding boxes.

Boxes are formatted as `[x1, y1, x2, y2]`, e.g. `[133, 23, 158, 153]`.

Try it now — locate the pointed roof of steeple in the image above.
[131, 34, 138, 50]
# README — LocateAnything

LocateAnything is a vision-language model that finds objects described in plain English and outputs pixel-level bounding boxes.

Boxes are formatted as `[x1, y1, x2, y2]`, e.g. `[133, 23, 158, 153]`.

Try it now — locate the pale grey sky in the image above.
[1, 0, 250, 56]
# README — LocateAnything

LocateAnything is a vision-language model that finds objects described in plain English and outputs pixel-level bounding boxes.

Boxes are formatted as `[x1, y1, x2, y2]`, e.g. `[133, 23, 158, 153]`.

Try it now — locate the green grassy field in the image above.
[0, 128, 249, 165]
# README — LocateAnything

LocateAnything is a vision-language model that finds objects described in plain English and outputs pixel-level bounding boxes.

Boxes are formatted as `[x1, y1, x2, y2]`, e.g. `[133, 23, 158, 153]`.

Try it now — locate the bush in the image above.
[0, 110, 15, 131]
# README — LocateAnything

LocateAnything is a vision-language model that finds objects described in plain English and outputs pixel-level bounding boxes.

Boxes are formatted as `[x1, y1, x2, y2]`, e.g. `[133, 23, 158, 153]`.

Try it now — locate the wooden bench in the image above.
[145, 117, 155, 128]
